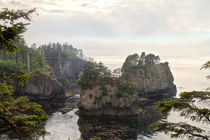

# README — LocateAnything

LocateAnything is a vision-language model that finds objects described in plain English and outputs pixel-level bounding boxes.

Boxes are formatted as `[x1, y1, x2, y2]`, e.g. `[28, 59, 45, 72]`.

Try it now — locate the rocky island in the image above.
[77, 52, 176, 116]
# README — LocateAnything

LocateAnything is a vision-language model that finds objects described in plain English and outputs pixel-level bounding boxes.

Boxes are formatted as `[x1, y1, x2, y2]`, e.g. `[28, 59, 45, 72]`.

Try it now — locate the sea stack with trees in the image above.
[77, 52, 176, 116]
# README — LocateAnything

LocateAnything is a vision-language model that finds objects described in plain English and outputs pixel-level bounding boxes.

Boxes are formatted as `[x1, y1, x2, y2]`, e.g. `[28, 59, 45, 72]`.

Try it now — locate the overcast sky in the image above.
[0, 0, 210, 70]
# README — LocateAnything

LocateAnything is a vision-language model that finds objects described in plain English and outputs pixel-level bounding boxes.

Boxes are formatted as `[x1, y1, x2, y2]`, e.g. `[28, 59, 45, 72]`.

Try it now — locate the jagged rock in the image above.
[16, 74, 65, 100]
[78, 85, 138, 116]
[52, 58, 84, 91]
[131, 62, 176, 98]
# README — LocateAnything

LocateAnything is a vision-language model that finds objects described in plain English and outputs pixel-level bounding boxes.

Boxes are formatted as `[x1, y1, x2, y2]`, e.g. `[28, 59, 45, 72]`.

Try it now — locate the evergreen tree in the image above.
[0, 8, 48, 139]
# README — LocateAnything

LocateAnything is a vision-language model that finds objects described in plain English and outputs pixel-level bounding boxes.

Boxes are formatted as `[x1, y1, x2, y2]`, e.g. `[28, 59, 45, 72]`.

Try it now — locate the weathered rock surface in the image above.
[132, 62, 176, 98]
[16, 74, 65, 100]
[78, 85, 138, 116]
[52, 58, 84, 91]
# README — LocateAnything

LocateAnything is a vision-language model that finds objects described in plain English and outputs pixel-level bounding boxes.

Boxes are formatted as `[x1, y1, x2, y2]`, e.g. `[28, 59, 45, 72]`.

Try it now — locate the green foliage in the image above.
[121, 53, 139, 73]
[0, 72, 30, 86]
[39, 42, 84, 67]
[77, 61, 112, 90]
[77, 60, 139, 99]
[100, 84, 108, 96]
[0, 38, 53, 75]
[0, 95, 49, 139]
[150, 63, 210, 140]
[0, 8, 48, 139]
[0, 60, 25, 72]
[156, 91, 210, 123]
[180, 91, 210, 101]
[90, 137, 101, 140]
[0, 8, 36, 54]
[95, 96, 102, 103]
[201, 61, 210, 70]
[150, 122, 208, 140]
[201, 61, 210, 79]
[116, 80, 138, 97]
[31, 69, 51, 76]
[121, 52, 160, 73]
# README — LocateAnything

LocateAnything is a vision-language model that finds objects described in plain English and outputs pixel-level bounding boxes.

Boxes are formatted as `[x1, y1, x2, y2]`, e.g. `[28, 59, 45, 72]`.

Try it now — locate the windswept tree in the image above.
[201, 61, 210, 79]
[150, 61, 210, 140]
[0, 8, 48, 139]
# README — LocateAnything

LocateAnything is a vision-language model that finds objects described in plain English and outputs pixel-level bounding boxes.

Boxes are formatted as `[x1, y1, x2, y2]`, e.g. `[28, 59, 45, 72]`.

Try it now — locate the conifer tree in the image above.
[0, 8, 48, 140]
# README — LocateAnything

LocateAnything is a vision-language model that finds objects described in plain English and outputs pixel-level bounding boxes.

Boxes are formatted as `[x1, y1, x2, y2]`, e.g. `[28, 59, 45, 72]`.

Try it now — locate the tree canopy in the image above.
[40, 42, 84, 67]
[0, 38, 52, 76]
[121, 52, 160, 73]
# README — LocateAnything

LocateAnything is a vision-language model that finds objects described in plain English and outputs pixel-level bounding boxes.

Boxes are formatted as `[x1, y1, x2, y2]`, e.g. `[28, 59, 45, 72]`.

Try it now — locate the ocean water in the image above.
[40, 63, 210, 140]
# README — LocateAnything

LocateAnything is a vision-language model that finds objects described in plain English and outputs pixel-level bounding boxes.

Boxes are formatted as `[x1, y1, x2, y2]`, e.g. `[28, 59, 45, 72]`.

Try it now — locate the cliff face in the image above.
[16, 74, 65, 100]
[78, 85, 138, 116]
[52, 58, 84, 91]
[130, 62, 176, 98]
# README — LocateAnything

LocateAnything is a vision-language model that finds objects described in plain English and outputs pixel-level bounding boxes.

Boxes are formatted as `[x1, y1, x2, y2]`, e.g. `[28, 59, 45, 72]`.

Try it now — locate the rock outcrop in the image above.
[78, 85, 138, 116]
[16, 74, 65, 100]
[52, 58, 84, 92]
[130, 62, 176, 98]
[121, 53, 176, 98]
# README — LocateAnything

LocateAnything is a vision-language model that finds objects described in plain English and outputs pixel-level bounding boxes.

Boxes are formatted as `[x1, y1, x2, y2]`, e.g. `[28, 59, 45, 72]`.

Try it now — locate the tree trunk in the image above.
[27, 49, 30, 73]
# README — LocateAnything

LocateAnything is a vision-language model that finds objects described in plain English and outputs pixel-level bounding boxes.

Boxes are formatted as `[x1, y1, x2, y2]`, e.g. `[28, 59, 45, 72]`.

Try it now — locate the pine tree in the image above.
[0, 8, 48, 139]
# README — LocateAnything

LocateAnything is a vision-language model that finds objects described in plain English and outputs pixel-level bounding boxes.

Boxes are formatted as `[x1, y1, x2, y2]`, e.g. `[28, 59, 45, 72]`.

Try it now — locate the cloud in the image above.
[2, 0, 210, 37]
[1, 0, 210, 69]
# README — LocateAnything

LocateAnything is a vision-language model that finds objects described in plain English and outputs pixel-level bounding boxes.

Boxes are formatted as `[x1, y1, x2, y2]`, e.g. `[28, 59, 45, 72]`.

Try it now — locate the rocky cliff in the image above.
[40, 43, 85, 92]
[128, 62, 176, 98]
[16, 73, 65, 100]
[52, 58, 84, 91]
[78, 85, 138, 116]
